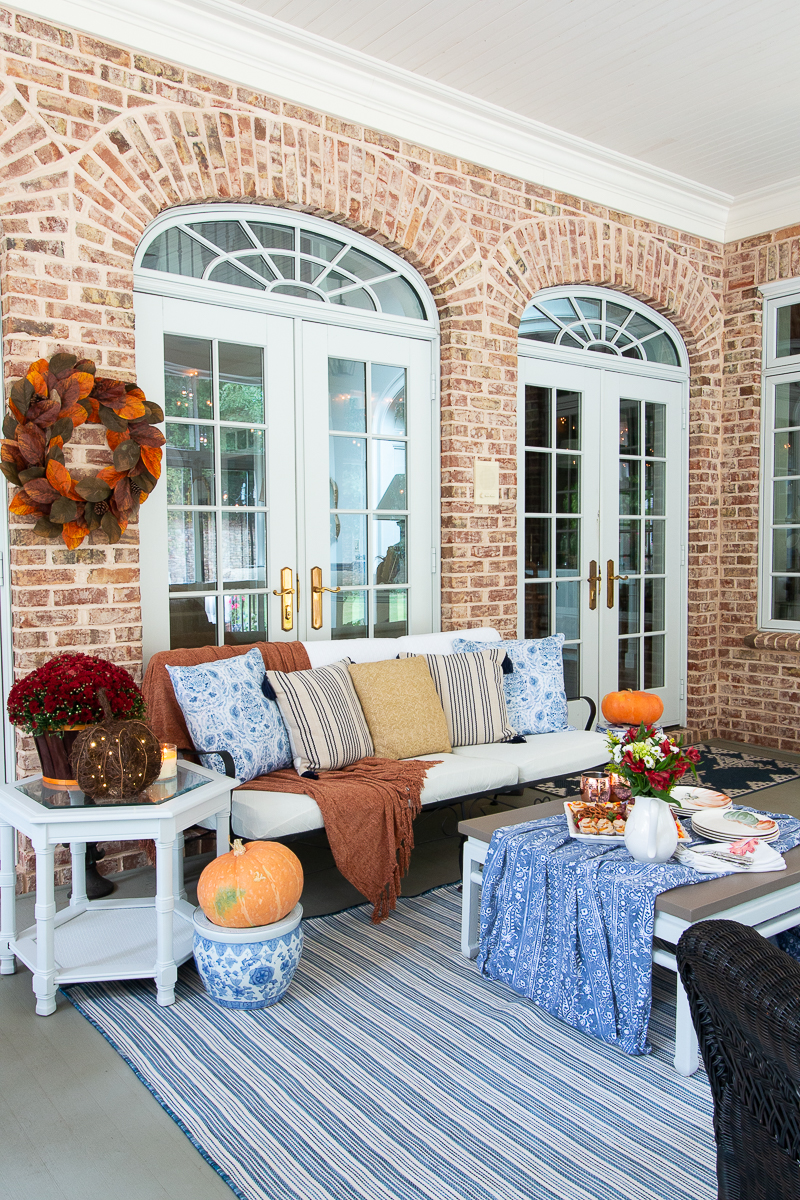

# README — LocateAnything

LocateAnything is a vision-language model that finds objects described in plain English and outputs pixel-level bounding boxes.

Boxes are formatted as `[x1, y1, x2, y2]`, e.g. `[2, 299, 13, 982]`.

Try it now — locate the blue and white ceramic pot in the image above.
[192, 903, 303, 1010]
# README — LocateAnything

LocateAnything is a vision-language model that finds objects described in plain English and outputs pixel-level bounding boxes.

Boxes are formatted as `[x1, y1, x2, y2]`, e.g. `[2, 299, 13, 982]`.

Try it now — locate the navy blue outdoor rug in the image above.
[534, 744, 800, 800]
[63, 885, 716, 1200]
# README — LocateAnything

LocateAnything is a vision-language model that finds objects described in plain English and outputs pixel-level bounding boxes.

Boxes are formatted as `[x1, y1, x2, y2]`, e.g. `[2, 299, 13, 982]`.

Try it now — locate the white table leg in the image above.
[461, 839, 483, 960]
[172, 832, 186, 902]
[33, 843, 57, 1016]
[216, 807, 230, 858]
[154, 836, 177, 1007]
[674, 971, 699, 1076]
[0, 820, 16, 975]
[69, 841, 87, 907]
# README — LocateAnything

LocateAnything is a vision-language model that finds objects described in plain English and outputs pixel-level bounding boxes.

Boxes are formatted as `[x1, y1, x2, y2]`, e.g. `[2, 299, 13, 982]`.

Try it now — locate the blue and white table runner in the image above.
[478, 809, 800, 1055]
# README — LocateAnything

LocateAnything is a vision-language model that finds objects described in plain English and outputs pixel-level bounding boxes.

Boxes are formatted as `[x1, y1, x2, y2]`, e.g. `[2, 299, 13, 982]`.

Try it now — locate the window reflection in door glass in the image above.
[218, 343, 264, 423]
[525, 451, 550, 513]
[774, 430, 800, 477]
[525, 385, 550, 447]
[619, 460, 640, 515]
[328, 359, 366, 432]
[775, 381, 800, 428]
[618, 580, 640, 635]
[329, 436, 366, 509]
[221, 511, 266, 589]
[331, 514, 367, 586]
[168, 510, 217, 590]
[644, 578, 665, 632]
[220, 427, 265, 506]
[645, 403, 665, 458]
[331, 589, 368, 639]
[618, 638, 639, 689]
[644, 636, 665, 688]
[370, 365, 406, 434]
[525, 518, 550, 577]
[372, 441, 407, 510]
[555, 518, 579, 574]
[555, 580, 579, 641]
[774, 478, 800, 523]
[619, 399, 640, 453]
[170, 596, 216, 649]
[166, 424, 215, 505]
[562, 646, 579, 699]
[772, 528, 800, 573]
[645, 461, 665, 515]
[555, 455, 580, 513]
[776, 302, 800, 358]
[555, 391, 580, 449]
[525, 582, 550, 638]
[223, 593, 267, 645]
[644, 520, 665, 574]
[374, 589, 408, 638]
[163, 335, 212, 419]
[619, 519, 640, 573]
[373, 517, 406, 585]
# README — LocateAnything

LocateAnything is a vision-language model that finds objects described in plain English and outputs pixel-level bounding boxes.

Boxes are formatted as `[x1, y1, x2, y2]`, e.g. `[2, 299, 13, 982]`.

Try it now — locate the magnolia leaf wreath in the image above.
[1, 351, 165, 549]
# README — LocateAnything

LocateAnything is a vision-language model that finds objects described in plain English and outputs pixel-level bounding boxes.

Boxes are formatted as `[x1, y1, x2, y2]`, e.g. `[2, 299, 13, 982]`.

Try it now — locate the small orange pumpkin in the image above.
[601, 689, 664, 727]
[197, 839, 303, 929]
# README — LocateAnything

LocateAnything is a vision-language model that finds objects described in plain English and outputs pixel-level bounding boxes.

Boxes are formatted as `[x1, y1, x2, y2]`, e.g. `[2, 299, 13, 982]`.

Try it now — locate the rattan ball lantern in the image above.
[70, 688, 162, 799]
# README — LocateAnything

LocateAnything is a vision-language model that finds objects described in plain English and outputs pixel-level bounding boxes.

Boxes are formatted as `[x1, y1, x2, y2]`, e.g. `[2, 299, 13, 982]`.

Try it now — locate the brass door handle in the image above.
[587, 559, 602, 610]
[272, 566, 295, 632]
[310, 565, 341, 630]
[606, 559, 629, 609]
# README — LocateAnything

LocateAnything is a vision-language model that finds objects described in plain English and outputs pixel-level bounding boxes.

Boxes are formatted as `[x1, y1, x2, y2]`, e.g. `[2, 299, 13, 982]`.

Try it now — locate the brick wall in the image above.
[0, 6, 740, 889]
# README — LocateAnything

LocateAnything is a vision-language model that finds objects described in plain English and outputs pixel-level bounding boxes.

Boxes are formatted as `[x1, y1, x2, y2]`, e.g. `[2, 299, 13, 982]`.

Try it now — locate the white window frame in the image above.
[758, 278, 800, 630]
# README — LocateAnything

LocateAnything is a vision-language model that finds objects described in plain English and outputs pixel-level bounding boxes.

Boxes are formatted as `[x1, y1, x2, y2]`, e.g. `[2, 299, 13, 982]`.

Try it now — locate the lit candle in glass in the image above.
[158, 743, 178, 781]
[580, 771, 611, 804]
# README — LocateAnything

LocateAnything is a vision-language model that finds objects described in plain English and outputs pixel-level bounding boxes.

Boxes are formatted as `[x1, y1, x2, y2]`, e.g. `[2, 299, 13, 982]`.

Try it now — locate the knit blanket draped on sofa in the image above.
[143, 642, 434, 920]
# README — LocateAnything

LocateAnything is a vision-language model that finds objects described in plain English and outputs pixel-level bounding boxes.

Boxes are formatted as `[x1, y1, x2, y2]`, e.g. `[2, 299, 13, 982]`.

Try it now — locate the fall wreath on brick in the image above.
[1, 351, 164, 550]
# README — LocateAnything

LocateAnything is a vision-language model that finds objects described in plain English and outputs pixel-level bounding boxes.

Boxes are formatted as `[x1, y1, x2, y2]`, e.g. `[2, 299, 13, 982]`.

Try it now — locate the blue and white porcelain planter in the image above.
[192, 904, 303, 1010]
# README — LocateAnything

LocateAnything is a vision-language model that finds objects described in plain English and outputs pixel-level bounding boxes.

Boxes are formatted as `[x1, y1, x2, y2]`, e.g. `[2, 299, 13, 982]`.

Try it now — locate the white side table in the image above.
[0, 760, 237, 1015]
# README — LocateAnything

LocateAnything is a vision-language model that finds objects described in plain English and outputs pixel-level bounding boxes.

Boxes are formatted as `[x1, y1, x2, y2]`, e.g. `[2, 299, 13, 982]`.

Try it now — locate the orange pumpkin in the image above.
[197, 839, 303, 929]
[601, 689, 664, 727]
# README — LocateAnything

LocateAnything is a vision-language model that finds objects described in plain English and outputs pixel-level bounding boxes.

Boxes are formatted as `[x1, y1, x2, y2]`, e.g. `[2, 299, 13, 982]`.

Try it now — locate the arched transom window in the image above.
[140, 215, 428, 321]
[519, 292, 681, 366]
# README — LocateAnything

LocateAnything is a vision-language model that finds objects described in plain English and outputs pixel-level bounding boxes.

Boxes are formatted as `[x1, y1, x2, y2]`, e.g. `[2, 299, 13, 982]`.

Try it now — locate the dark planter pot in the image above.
[33, 726, 86, 787]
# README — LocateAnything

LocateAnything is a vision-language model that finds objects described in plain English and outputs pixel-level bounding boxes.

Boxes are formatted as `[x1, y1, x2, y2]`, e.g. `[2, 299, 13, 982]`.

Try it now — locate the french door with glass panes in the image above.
[136, 294, 433, 656]
[519, 357, 686, 724]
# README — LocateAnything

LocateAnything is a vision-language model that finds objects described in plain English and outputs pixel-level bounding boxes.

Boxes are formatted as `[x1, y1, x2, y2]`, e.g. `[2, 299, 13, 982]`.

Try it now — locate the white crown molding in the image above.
[16, 0, 738, 242]
[725, 177, 800, 244]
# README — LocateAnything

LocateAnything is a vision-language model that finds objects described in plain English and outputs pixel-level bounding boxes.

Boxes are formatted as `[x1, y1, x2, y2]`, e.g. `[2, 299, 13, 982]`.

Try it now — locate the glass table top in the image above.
[17, 763, 211, 810]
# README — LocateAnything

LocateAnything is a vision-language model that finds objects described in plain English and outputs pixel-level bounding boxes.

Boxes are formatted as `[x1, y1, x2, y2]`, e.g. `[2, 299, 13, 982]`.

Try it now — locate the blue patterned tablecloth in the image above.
[477, 808, 800, 1055]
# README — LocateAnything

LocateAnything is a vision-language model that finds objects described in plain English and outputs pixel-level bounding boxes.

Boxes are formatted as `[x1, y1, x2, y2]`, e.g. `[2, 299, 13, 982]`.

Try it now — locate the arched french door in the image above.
[134, 206, 440, 660]
[517, 287, 689, 725]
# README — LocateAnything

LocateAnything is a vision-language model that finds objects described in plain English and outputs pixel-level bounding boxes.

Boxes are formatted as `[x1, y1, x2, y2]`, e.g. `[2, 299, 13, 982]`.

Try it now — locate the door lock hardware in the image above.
[587, 560, 602, 610]
[310, 566, 341, 630]
[606, 560, 629, 609]
[272, 567, 295, 632]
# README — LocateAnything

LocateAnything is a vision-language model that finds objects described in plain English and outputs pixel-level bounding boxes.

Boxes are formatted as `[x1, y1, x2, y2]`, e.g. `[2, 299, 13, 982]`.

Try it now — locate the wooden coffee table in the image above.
[458, 797, 800, 1075]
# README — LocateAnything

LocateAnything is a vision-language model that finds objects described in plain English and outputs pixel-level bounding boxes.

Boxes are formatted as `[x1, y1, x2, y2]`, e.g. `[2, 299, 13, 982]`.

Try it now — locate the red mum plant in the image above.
[7, 653, 146, 738]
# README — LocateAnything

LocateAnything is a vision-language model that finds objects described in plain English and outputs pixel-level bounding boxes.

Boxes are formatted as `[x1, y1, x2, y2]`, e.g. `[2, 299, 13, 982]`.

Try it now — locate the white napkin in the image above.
[674, 840, 786, 874]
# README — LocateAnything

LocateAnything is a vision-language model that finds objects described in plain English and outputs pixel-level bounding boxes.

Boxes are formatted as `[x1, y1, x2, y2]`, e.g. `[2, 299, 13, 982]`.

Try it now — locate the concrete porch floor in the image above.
[2, 740, 800, 1200]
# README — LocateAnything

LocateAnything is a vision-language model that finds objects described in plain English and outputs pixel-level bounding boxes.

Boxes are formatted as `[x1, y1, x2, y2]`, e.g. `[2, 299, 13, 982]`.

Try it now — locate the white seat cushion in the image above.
[452, 730, 609, 784]
[225, 752, 518, 841]
[302, 627, 500, 670]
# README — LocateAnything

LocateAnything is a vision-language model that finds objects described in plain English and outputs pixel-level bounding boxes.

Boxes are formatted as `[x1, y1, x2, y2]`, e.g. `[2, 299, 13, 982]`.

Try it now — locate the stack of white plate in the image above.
[691, 807, 780, 843]
[668, 785, 732, 817]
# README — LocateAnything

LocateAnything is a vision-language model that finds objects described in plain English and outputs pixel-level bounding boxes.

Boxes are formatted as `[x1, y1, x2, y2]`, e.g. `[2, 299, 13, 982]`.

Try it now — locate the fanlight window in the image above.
[519, 294, 680, 366]
[140, 217, 427, 320]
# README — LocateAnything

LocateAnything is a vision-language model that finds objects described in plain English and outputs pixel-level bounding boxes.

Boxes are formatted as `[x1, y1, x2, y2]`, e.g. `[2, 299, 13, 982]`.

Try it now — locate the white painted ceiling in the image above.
[234, 0, 800, 198]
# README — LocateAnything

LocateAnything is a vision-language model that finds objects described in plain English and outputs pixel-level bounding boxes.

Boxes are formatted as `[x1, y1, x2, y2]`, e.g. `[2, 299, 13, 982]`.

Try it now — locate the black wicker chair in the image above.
[676, 920, 800, 1200]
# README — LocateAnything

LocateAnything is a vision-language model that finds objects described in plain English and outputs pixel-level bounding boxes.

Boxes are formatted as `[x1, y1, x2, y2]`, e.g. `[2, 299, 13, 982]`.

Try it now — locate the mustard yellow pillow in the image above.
[347, 657, 451, 760]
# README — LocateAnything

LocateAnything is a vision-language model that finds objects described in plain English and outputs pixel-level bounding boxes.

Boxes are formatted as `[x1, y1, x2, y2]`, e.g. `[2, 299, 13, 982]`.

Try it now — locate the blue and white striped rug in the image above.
[64, 886, 716, 1200]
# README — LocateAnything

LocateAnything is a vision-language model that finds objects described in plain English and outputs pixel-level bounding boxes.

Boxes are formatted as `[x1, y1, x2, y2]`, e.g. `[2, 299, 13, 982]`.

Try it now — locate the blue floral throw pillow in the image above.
[167, 648, 292, 781]
[453, 633, 568, 737]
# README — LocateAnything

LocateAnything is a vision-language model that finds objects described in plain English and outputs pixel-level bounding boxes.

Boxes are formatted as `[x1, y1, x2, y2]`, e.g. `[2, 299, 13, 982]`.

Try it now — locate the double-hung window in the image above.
[760, 282, 800, 627]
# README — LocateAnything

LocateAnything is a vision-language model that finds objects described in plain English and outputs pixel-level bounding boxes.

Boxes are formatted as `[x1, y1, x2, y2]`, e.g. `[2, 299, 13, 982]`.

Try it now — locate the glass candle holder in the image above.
[607, 771, 632, 801]
[157, 743, 178, 782]
[580, 771, 611, 804]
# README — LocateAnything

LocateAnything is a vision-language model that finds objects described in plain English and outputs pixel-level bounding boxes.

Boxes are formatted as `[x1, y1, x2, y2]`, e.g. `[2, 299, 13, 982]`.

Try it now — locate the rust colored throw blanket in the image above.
[142, 642, 435, 921]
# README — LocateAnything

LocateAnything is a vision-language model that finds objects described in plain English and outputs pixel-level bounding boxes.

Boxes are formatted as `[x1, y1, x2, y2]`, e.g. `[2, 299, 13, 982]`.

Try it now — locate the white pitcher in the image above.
[624, 793, 678, 863]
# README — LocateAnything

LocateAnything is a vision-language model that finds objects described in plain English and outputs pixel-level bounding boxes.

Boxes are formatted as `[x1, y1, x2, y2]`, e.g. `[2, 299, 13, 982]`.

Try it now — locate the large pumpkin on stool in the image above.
[601, 689, 664, 727]
[198, 839, 304, 928]
[70, 688, 162, 798]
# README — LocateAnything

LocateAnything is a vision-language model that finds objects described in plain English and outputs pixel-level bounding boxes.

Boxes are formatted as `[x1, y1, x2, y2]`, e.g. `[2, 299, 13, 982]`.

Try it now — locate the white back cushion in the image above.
[303, 627, 500, 670]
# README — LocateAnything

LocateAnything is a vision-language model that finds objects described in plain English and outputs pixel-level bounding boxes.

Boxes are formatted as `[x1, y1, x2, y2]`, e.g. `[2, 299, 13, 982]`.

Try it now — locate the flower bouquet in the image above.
[605, 723, 700, 802]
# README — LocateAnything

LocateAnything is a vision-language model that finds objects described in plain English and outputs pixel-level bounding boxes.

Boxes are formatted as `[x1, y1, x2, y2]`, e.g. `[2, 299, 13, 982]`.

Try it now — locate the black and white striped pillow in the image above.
[264, 659, 373, 777]
[400, 648, 520, 747]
